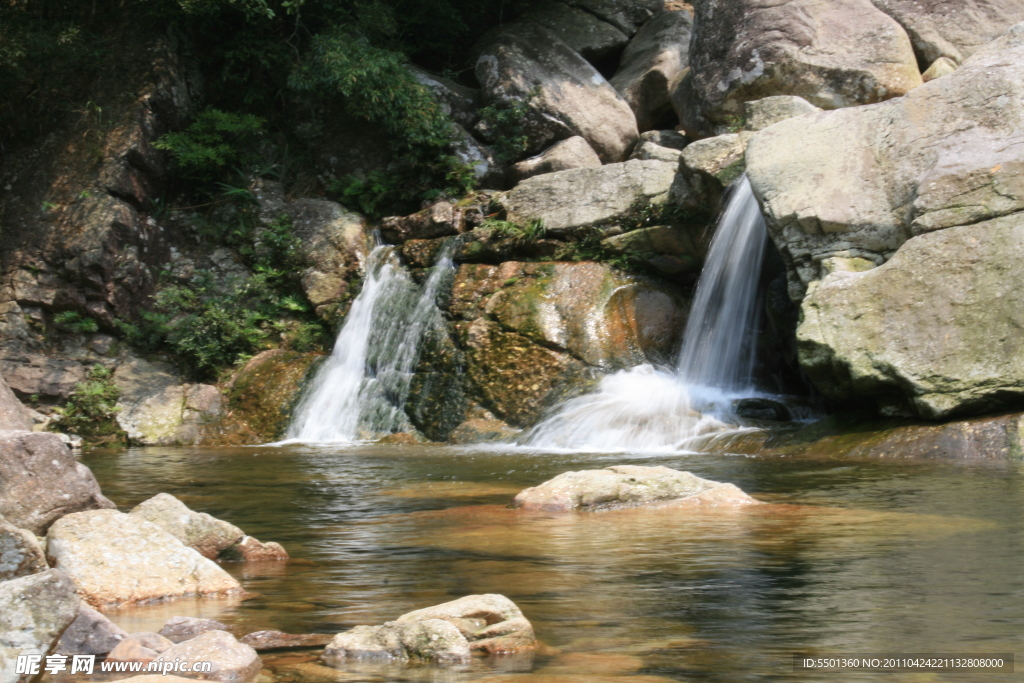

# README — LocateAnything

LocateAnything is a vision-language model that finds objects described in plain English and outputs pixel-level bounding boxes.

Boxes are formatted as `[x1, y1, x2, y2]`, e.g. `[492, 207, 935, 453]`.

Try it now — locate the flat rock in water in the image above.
[159, 616, 230, 643]
[46, 509, 241, 607]
[513, 465, 761, 511]
[238, 630, 332, 650]
[156, 630, 261, 683]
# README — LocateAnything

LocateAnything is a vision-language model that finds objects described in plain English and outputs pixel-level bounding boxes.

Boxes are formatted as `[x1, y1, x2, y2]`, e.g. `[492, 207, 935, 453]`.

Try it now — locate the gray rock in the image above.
[323, 619, 470, 665]
[513, 465, 761, 511]
[510, 136, 603, 183]
[566, 0, 663, 36]
[502, 159, 677, 233]
[745, 23, 1024, 299]
[870, 0, 1024, 65]
[0, 375, 31, 431]
[629, 140, 684, 163]
[611, 8, 693, 131]
[743, 95, 822, 131]
[158, 616, 230, 644]
[106, 632, 174, 664]
[408, 66, 481, 129]
[450, 124, 506, 189]
[0, 430, 114, 535]
[686, 0, 922, 127]
[0, 354, 87, 401]
[638, 129, 687, 150]
[114, 358, 223, 446]
[47, 510, 241, 607]
[798, 216, 1024, 419]
[520, 1, 629, 64]
[601, 225, 703, 273]
[0, 514, 47, 581]
[679, 132, 750, 205]
[130, 493, 244, 560]
[475, 22, 639, 162]
[55, 606, 128, 656]
[395, 593, 537, 654]
[922, 55, 958, 81]
[238, 631, 332, 651]
[153, 631, 261, 683]
[0, 570, 80, 683]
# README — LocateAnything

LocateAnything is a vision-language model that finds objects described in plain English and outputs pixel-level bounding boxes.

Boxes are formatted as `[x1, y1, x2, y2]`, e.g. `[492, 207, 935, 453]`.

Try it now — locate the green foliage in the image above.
[53, 311, 99, 334]
[483, 217, 547, 243]
[478, 88, 539, 163]
[155, 108, 267, 189]
[54, 366, 126, 446]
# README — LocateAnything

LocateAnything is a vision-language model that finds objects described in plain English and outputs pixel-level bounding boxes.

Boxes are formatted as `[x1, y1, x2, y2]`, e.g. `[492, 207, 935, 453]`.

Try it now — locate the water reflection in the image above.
[78, 444, 1024, 682]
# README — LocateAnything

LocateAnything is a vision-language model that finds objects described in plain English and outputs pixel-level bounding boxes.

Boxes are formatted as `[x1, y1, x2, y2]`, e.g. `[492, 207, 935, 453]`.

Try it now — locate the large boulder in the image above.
[0, 430, 114, 535]
[46, 510, 241, 607]
[798, 216, 1024, 418]
[395, 594, 537, 654]
[0, 570, 80, 683]
[0, 515, 48, 581]
[520, 1, 629, 66]
[510, 136, 603, 183]
[611, 8, 693, 131]
[685, 0, 922, 127]
[475, 22, 639, 162]
[501, 159, 677, 233]
[0, 375, 31, 431]
[566, 0, 663, 36]
[155, 631, 261, 683]
[745, 22, 1024, 300]
[55, 606, 128, 656]
[129, 493, 244, 560]
[513, 465, 761, 511]
[870, 0, 1024, 66]
[114, 358, 223, 447]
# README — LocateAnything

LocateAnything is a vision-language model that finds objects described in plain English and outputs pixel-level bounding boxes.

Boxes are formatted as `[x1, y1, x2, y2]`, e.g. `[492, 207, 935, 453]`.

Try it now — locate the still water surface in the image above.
[82, 444, 1024, 682]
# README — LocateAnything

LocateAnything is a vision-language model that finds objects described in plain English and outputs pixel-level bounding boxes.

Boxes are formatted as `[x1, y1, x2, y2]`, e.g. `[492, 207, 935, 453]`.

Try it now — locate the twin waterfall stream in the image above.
[285, 175, 769, 450]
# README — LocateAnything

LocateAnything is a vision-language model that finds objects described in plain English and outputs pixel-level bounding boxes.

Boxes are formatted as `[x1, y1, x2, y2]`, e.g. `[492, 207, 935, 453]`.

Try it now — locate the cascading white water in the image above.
[283, 237, 457, 443]
[525, 175, 768, 452]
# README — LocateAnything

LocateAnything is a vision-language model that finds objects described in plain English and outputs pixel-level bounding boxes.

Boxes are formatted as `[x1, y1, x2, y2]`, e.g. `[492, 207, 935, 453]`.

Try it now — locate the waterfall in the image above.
[525, 175, 768, 452]
[283, 237, 457, 443]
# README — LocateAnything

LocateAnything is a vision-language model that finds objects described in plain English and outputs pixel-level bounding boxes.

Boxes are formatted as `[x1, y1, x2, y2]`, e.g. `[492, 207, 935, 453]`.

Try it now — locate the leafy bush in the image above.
[155, 108, 266, 189]
[478, 88, 539, 163]
[53, 311, 99, 334]
[54, 365, 126, 446]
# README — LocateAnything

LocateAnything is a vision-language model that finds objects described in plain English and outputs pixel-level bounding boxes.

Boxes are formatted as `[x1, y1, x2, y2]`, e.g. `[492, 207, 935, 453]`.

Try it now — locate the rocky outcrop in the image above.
[510, 137, 603, 183]
[0, 431, 114, 534]
[685, 0, 922, 128]
[513, 465, 761, 511]
[0, 570, 80, 683]
[502, 159, 677, 232]
[745, 22, 1024, 299]
[221, 349, 320, 443]
[323, 594, 535, 666]
[0, 376, 30, 431]
[798, 217, 1024, 418]
[0, 515, 48, 581]
[55, 606, 128, 656]
[475, 22, 639, 162]
[114, 358, 223, 447]
[743, 95, 821, 131]
[156, 631, 261, 683]
[611, 8, 693, 131]
[254, 181, 372, 321]
[46, 510, 241, 607]
[870, 0, 1024, 66]
[129, 494, 243, 560]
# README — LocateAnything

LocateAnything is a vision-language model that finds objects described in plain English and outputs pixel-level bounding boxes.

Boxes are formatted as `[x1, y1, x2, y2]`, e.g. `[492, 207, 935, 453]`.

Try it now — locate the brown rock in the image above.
[238, 631, 333, 651]
[159, 616, 230, 644]
[154, 630, 261, 683]
[221, 536, 289, 562]
[106, 632, 175, 664]
[0, 374, 31, 431]
[380, 201, 464, 243]
[0, 430, 115, 534]
[396, 593, 537, 654]
[55, 605, 128, 656]
[222, 350, 321, 443]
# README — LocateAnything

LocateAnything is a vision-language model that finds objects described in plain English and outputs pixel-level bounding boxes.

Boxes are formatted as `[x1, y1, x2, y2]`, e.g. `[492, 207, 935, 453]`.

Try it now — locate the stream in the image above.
[80, 443, 1024, 682]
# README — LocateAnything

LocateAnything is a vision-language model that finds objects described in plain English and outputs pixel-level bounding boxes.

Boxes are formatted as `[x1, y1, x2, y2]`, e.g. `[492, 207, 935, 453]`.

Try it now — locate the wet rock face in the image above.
[687, 0, 922, 127]
[745, 23, 1024, 300]
[869, 0, 1024, 66]
[46, 509, 241, 608]
[0, 431, 115, 535]
[106, 632, 174, 664]
[238, 631, 333, 651]
[0, 569, 80, 683]
[799, 217, 1024, 419]
[517, 1, 630, 66]
[222, 349, 320, 443]
[513, 465, 761, 511]
[475, 22, 639, 162]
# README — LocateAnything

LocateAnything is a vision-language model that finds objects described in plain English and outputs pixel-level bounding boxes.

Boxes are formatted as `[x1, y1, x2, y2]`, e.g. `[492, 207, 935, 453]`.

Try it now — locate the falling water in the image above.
[525, 175, 768, 451]
[284, 237, 457, 443]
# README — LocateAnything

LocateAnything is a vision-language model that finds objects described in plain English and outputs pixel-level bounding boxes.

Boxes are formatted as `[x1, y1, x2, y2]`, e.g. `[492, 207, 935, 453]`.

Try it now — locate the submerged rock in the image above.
[130, 493, 244, 560]
[475, 22, 638, 162]
[55, 605, 128, 656]
[46, 509, 241, 607]
[239, 631, 333, 651]
[0, 570, 80, 683]
[686, 0, 921, 127]
[158, 616, 230, 644]
[0, 514, 48, 581]
[219, 536, 289, 562]
[155, 631, 261, 683]
[0, 430, 115, 535]
[513, 465, 760, 511]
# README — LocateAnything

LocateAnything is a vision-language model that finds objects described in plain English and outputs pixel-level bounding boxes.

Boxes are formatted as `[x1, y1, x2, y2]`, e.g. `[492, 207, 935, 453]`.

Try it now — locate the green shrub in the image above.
[155, 108, 266, 189]
[54, 366, 126, 446]
[53, 311, 99, 334]
[478, 88, 539, 163]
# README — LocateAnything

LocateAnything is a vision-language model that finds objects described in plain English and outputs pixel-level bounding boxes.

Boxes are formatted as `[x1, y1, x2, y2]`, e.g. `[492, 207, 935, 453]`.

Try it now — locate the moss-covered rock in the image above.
[220, 350, 321, 443]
